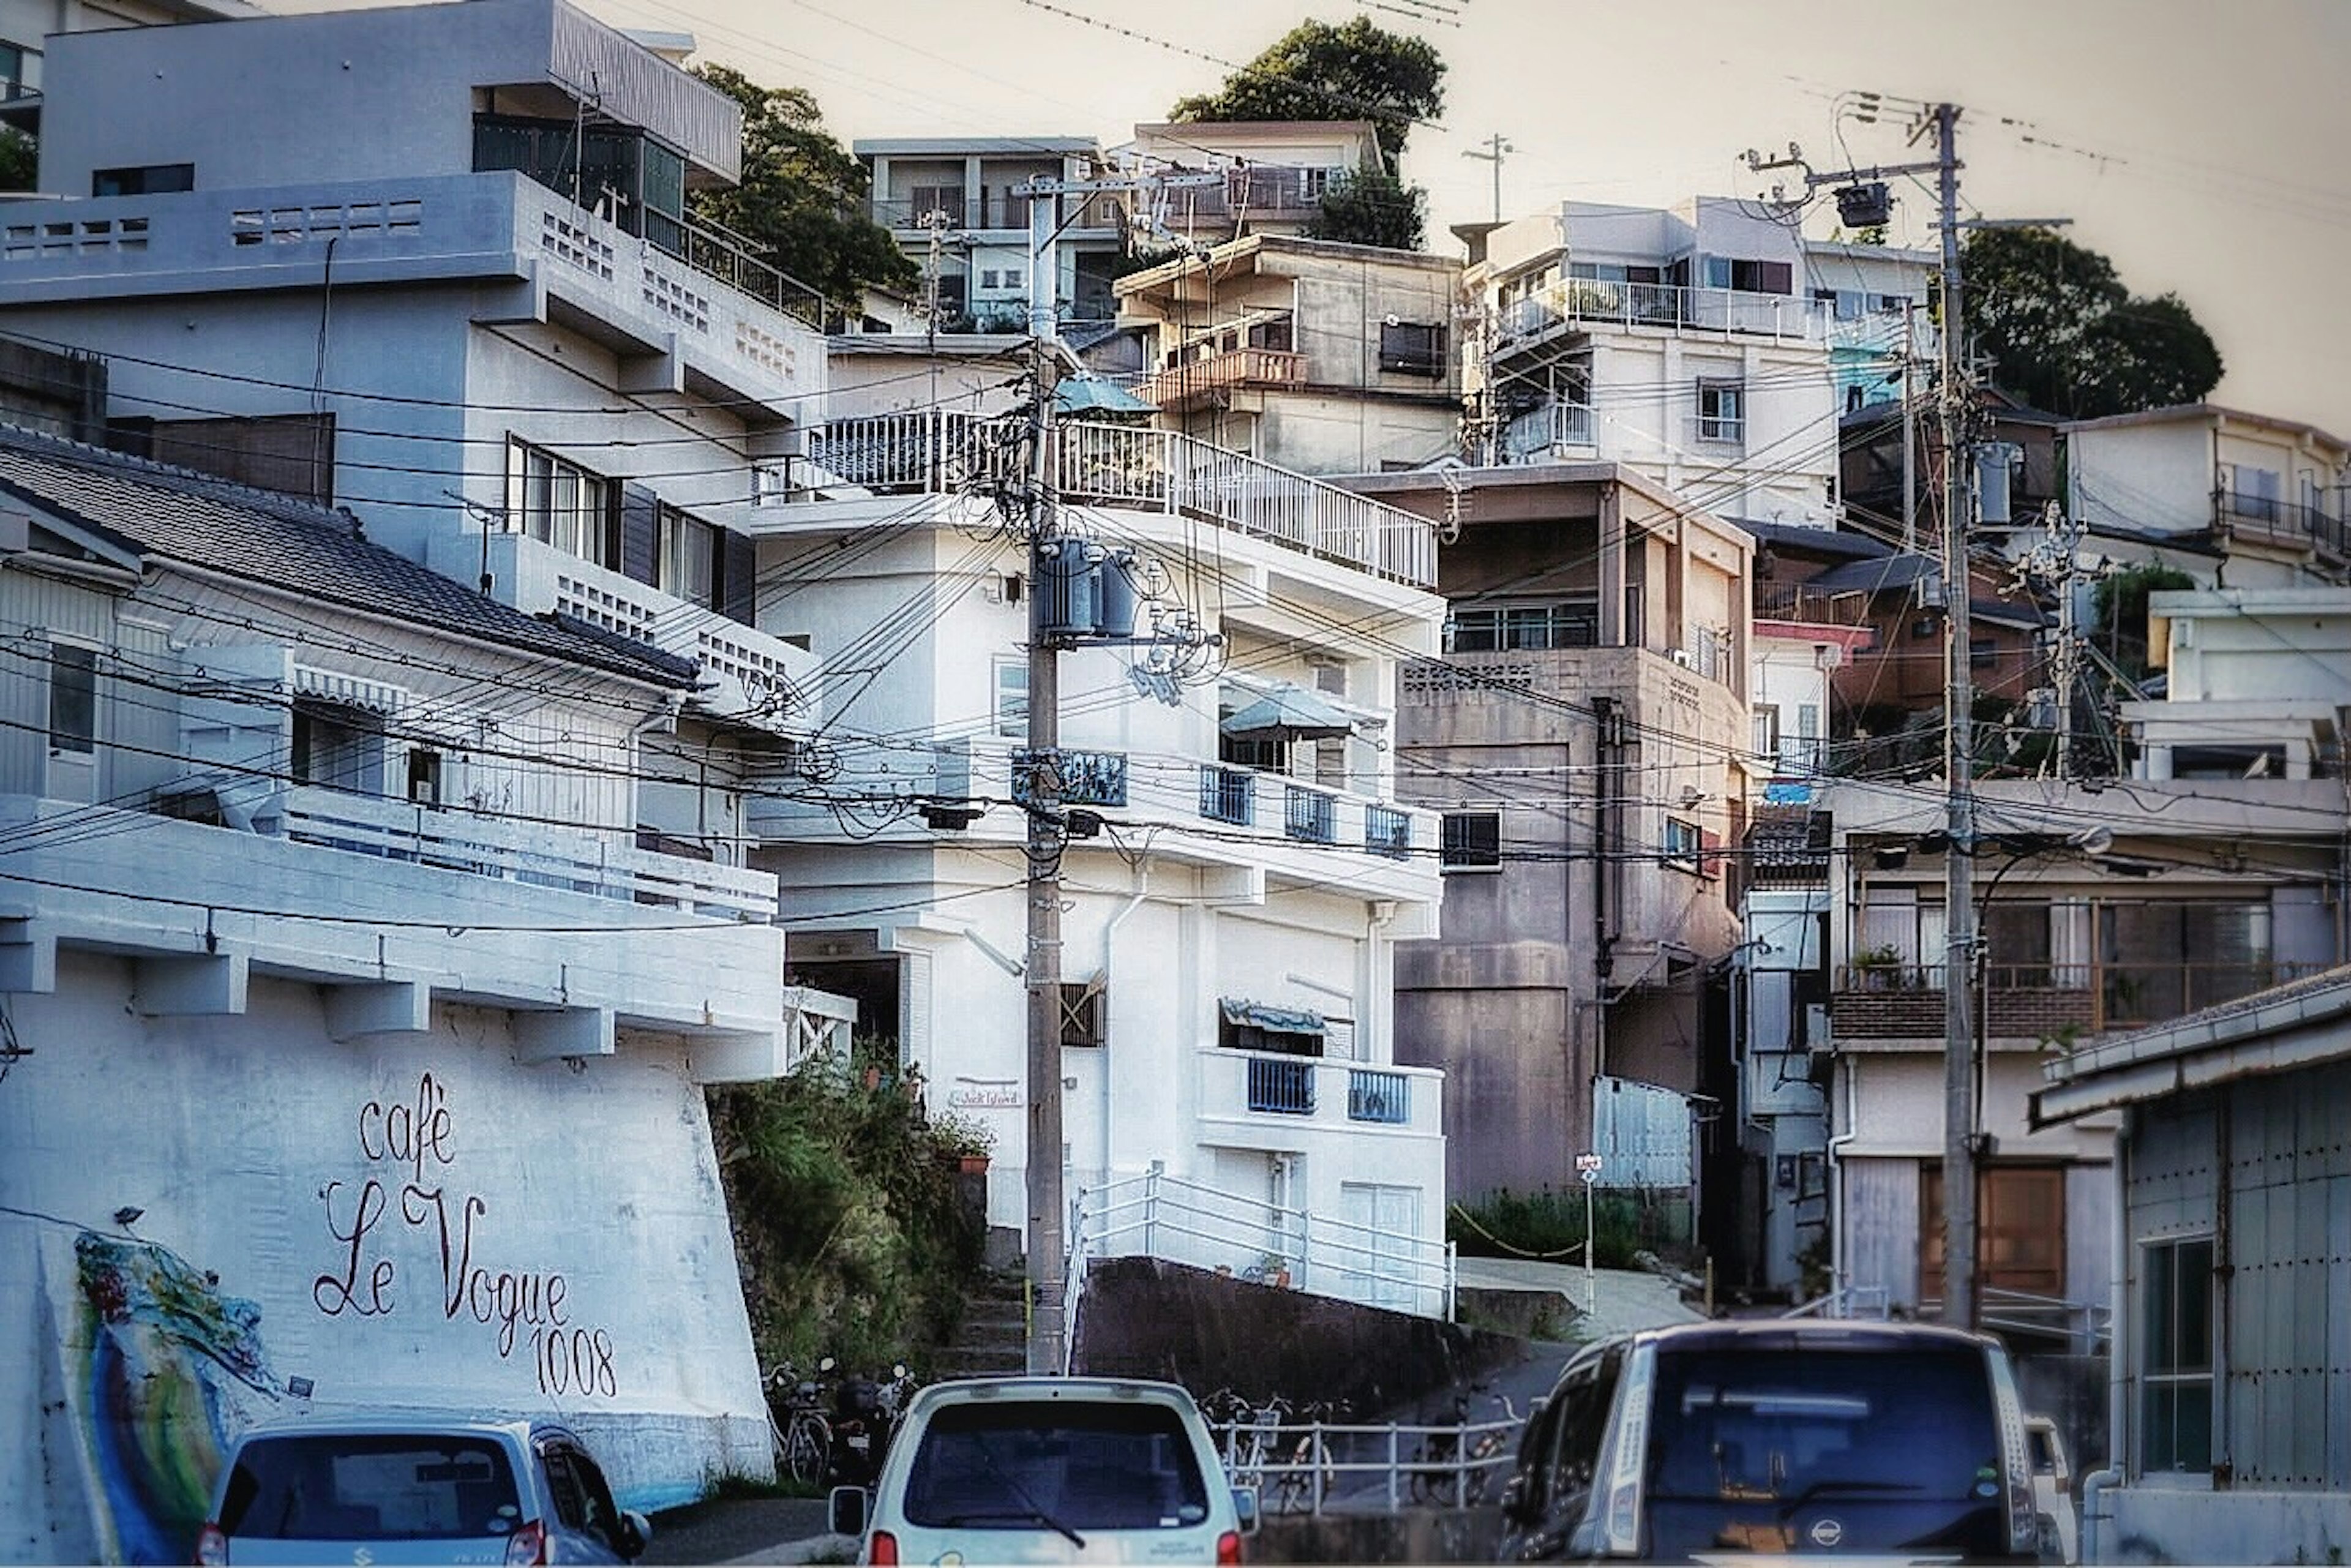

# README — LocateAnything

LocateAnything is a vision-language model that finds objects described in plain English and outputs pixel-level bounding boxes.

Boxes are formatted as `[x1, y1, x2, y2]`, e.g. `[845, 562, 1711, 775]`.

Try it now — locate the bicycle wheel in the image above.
[784, 1413, 831, 1487]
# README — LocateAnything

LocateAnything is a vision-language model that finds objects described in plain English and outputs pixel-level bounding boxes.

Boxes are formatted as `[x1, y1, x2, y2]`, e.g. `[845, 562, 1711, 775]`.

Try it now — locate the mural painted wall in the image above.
[2, 951, 771, 1565]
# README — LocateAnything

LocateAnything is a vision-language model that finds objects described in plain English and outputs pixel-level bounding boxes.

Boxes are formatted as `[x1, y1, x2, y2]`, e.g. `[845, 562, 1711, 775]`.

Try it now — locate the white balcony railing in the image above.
[277, 786, 778, 920]
[1196, 1048, 1445, 1139]
[1497, 278, 1828, 347]
[780, 410, 1439, 590]
[1502, 400, 1595, 461]
[1074, 1167, 1455, 1319]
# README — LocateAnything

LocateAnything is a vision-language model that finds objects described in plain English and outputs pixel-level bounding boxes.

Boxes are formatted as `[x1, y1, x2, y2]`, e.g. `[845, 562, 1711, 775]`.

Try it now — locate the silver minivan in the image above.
[829, 1376, 1258, 1565]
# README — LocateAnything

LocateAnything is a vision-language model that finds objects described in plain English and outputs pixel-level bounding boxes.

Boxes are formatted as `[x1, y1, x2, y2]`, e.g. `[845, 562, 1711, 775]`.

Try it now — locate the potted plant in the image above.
[1851, 943, 1907, 991]
[935, 1112, 994, 1175]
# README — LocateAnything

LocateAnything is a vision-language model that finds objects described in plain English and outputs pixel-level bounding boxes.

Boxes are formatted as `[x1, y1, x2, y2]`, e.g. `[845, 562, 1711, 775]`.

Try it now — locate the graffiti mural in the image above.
[73, 1232, 282, 1566]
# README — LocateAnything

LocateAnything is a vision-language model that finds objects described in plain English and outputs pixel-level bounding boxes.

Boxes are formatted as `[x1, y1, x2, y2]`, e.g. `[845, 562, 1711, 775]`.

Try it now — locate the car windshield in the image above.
[1645, 1345, 2000, 1504]
[219, 1435, 522, 1541]
[902, 1400, 1212, 1532]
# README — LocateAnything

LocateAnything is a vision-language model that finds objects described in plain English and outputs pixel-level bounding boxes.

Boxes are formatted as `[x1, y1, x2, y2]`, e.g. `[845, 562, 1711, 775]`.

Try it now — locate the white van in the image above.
[829, 1376, 1257, 1565]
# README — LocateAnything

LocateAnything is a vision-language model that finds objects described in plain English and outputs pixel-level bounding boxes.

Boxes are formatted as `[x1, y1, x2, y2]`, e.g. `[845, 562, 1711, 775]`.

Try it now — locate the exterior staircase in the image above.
[931, 1266, 1030, 1379]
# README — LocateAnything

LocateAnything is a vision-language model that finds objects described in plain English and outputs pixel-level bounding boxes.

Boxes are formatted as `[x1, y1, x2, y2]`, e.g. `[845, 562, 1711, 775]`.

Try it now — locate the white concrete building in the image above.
[1802, 239, 1936, 419]
[0, 0, 830, 865]
[754, 408, 1454, 1314]
[1470, 198, 1839, 529]
[0, 427, 846, 1562]
[2128, 584, 2351, 781]
[1118, 119, 1383, 246]
[854, 137, 1123, 334]
[2068, 402, 2350, 586]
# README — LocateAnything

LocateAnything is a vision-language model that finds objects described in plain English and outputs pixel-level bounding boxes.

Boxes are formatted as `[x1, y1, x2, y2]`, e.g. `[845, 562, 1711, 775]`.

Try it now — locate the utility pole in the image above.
[1927, 100, 1982, 1334]
[1462, 133, 1514, 224]
[1745, 106, 1981, 1329]
[1900, 300, 1918, 555]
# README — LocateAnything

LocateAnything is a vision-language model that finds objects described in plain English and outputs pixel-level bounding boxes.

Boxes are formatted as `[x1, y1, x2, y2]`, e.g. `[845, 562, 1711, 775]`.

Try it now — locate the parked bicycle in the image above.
[1409, 1394, 1472, 1505]
[1269, 1398, 1351, 1515]
[764, 1360, 833, 1488]
[1461, 1394, 1521, 1504]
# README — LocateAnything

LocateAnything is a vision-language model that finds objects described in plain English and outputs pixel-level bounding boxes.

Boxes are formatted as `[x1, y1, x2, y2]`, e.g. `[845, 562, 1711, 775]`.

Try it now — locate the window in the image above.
[1447, 601, 1597, 652]
[1700, 256, 1793, 294]
[980, 268, 1000, 290]
[994, 659, 1029, 739]
[2232, 465, 2281, 522]
[505, 438, 617, 569]
[656, 505, 717, 609]
[1060, 983, 1104, 1048]
[1440, 811, 1501, 871]
[1003, 266, 1024, 290]
[1302, 167, 1335, 200]
[902, 1400, 1210, 1534]
[1970, 637, 1997, 668]
[1697, 380, 1745, 443]
[292, 702, 385, 795]
[0, 41, 41, 102]
[1752, 705, 1780, 759]
[1663, 817, 1702, 866]
[2141, 1236, 2214, 1474]
[214, 1433, 519, 1543]
[92, 163, 193, 198]
[1245, 315, 1295, 351]
[48, 643, 96, 755]
[407, 749, 443, 806]
[1378, 320, 1448, 377]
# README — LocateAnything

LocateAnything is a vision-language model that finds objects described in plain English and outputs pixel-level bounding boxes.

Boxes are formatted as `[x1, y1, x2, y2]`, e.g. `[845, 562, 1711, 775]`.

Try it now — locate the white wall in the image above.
[1, 955, 770, 1563]
[2073, 422, 2219, 538]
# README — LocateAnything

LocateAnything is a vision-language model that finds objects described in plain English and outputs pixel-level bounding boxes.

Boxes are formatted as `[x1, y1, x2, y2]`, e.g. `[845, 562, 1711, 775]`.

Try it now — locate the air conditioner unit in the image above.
[1670, 648, 1693, 668]
[1814, 643, 1845, 670]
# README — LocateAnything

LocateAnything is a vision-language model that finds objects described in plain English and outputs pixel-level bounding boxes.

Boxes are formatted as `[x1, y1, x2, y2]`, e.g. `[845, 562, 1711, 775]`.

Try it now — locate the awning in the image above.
[1219, 997, 1325, 1035]
[1220, 684, 1354, 742]
[291, 664, 405, 715]
[1054, 376, 1156, 416]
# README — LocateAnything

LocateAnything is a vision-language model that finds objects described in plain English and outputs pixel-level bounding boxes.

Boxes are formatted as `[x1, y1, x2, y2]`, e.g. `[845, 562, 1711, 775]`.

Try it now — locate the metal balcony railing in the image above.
[1501, 400, 1595, 460]
[1498, 279, 1829, 347]
[2215, 489, 2349, 560]
[1285, 784, 1337, 844]
[789, 410, 1439, 588]
[1137, 347, 1307, 411]
[1347, 1067, 1411, 1124]
[1247, 1057, 1318, 1116]
[1831, 958, 2334, 1037]
[1199, 763, 1254, 825]
[1365, 804, 1411, 860]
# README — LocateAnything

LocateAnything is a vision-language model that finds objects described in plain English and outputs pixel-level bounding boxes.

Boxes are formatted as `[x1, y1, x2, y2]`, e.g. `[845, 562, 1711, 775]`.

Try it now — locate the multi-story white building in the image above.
[853, 137, 1125, 334]
[1802, 238, 1935, 419]
[1117, 119, 1383, 246]
[754, 407, 1455, 1313]
[1468, 198, 1839, 529]
[0, 0, 829, 863]
[0, 424, 846, 1560]
[2124, 583, 2351, 780]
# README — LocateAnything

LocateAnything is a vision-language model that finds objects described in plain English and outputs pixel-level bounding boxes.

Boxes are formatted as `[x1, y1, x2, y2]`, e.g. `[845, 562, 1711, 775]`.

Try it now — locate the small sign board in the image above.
[1576, 1152, 1604, 1183]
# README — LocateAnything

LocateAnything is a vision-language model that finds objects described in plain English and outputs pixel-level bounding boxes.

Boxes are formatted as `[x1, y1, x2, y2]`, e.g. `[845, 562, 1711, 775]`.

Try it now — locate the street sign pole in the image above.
[1577, 1152, 1603, 1316]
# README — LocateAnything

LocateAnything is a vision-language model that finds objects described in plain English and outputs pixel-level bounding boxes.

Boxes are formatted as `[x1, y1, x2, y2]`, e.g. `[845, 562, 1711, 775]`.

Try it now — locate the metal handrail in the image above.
[1210, 1412, 1523, 1515]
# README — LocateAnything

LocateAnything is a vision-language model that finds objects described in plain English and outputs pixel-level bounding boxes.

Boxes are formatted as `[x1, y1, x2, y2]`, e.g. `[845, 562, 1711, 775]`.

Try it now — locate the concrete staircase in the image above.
[931, 1266, 1030, 1379]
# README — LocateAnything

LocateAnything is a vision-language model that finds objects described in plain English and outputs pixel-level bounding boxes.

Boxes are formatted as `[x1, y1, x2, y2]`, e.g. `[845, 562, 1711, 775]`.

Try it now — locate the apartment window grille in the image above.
[1199, 763, 1254, 825]
[656, 505, 718, 609]
[1060, 983, 1104, 1048]
[506, 438, 618, 570]
[1697, 380, 1746, 443]
[994, 658, 1029, 739]
[1378, 320, 1448, 378]
[1347, 1068, 1411, 1124]
[1365, 805, 1411, 860]
[1246, 1057, 1316, 1116]
[1284, 785, 1335, 844]
[1440, 811, 1501, 871]
[2140, 1236, 2214, 1474]
[48, 643, 96, 755]
[1663, 817, 1703, 866]
[1447, 602, 1598, 652]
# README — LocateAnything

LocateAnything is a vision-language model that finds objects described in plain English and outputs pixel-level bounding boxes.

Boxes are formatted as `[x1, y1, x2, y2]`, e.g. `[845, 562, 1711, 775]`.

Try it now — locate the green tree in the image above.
[1306, 168, 1427, 250]
[0, 129, 32, 193]
[2093, 563, 2197, 683]
[1962, 227, 2222, 419]
[690, 65, 917, 310]
[1168, 15, 1446, 170]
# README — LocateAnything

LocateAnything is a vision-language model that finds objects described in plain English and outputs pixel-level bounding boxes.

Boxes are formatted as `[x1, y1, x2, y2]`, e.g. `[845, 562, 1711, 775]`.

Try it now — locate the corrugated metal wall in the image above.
[1592, 1074, 1692, 1188]
[1843, 1154, 1922, 1310]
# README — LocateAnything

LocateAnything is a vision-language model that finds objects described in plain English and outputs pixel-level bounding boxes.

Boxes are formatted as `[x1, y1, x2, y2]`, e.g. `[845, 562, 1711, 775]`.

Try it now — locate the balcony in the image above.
[1200, 1049, 1444, 1139]
[1497, 278, 1828, 348]
[0, 173, 825, 418]
[464, 532, 817, 740]
[1502, 400, 1595, 462]
[1829, 959, 2334, 1041]
[871, 193, 1125, 234]
[1137, 347, 1308, 414]
[1284, 783, 1336, 844]
[2215, 489, 2349, 564]
[780, 410, 1439, 588]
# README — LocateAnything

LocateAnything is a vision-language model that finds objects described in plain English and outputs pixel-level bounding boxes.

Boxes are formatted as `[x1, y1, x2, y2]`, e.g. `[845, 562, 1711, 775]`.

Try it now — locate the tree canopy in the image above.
[689, 65, 917, 310]
[1307, 169, 1428, 251]
[1168, 15, 1447, 169]
[1962, 227, 2222, 419]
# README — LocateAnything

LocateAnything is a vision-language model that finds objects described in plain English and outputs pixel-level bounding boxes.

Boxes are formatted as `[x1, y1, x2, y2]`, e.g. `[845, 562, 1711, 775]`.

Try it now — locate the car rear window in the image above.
[219, 1435, 522, 1541]
[1646, 1345, 2000, 1505]
[902, 1400, 1212, 1532]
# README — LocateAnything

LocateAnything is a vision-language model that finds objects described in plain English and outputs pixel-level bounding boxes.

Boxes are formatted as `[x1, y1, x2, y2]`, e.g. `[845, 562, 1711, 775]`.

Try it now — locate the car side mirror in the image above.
[1499, 1473, 1531, 1524]
[1232, 1484, 1259, 1536]
[617, 1509, 652, 1561]
[829, 1484, 870, 1538]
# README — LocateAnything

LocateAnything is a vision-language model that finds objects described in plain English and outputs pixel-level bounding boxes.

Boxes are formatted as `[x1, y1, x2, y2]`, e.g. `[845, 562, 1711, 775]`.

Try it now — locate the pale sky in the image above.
[290, 0, 2351, 439]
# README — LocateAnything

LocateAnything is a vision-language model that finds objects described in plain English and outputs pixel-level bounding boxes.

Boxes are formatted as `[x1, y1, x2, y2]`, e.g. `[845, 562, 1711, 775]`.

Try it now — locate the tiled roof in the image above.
[0, 424, 697, 688]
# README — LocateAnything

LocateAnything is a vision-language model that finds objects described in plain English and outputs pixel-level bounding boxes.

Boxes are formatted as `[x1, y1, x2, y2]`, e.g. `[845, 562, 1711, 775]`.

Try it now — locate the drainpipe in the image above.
[1100, 866, 1149, 1184]
[1825, 1054, 1859, 1312]
[2079, 1105, 2130, 1565]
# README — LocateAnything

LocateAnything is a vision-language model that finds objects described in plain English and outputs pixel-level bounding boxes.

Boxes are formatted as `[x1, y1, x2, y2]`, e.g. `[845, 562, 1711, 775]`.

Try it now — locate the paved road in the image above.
[640, 1496, 846, 1566]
